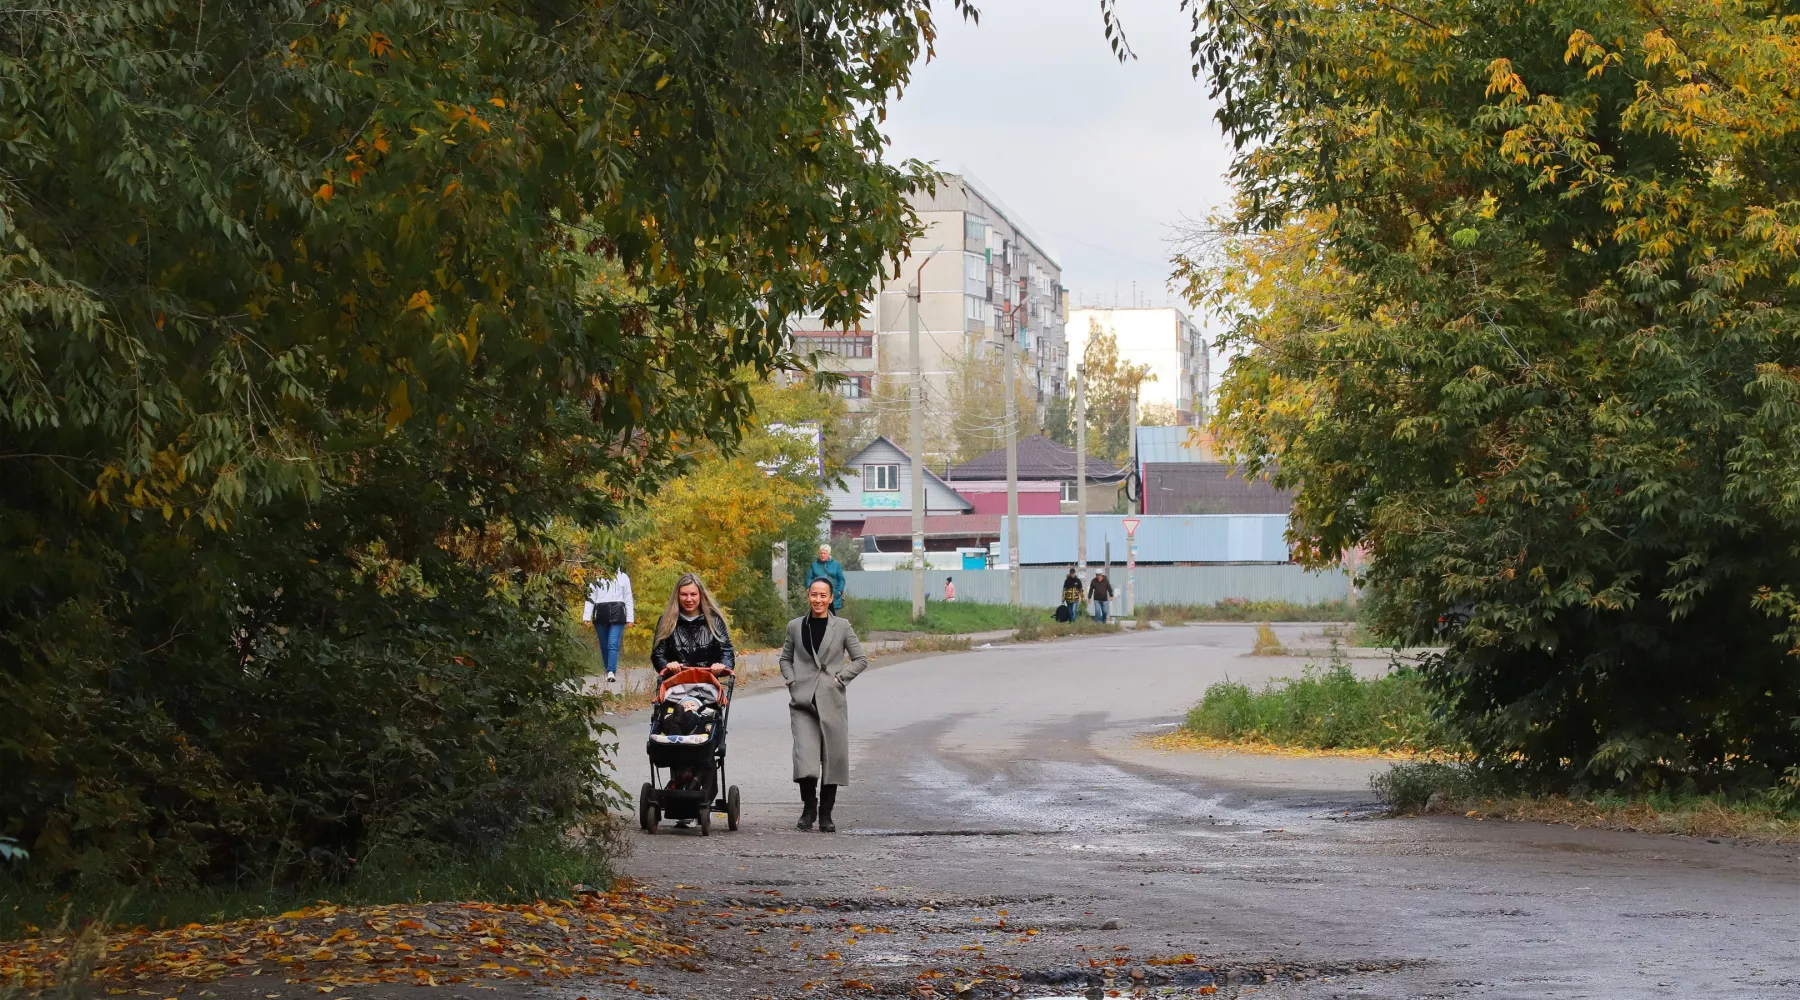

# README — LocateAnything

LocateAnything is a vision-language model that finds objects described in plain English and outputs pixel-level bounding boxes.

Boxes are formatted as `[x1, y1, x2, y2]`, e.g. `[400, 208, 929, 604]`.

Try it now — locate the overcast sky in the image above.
[881, 0, 1234, 317]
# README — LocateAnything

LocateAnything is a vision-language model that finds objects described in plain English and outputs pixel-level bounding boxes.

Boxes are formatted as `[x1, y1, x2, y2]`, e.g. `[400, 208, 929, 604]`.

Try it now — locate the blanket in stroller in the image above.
[649, 673, 725, 746]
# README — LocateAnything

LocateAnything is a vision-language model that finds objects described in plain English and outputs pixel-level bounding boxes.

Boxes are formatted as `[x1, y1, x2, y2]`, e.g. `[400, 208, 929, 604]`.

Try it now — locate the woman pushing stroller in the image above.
[639, 572, 739, 833]
[652, 573, 736, 679]
[779, 578, 868, 832]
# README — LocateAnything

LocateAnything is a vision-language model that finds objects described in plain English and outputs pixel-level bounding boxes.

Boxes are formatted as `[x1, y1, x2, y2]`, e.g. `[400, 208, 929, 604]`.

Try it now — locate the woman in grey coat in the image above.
[779, 577, 869, 831]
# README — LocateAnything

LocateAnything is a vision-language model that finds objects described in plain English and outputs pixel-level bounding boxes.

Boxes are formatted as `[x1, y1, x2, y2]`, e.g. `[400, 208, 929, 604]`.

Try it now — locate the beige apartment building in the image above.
[789, 173, 1067, 446]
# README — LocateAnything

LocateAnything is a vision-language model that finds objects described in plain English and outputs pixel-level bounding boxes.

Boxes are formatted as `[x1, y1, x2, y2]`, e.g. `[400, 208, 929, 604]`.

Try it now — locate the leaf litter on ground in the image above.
[0, 882, 698, 991]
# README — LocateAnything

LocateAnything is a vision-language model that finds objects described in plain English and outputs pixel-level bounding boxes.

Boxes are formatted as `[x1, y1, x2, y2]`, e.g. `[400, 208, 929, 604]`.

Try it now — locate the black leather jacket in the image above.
[652, 614, 736, 673]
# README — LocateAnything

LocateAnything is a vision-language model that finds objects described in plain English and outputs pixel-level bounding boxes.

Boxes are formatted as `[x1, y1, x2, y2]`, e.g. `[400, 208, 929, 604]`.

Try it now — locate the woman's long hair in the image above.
[653, 572, 729, 643]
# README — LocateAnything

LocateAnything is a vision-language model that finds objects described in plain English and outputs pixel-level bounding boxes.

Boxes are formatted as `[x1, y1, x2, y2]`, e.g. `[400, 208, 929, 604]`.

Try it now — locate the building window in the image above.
[1062, 481, 1079, 502]
[839, 376, 869, 399]
[793, 333, 873, 358]
[863, 463, 899, 492]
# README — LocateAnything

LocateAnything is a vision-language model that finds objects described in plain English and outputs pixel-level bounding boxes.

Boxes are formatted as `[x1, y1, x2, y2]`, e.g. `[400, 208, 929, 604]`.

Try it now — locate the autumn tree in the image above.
[1079, 322, 1155, 465]
[617, 379, 839, 647]
[944, 345, 1044, 464]
[1180, 0, 1800, 790]
[0, 0, 962, 884]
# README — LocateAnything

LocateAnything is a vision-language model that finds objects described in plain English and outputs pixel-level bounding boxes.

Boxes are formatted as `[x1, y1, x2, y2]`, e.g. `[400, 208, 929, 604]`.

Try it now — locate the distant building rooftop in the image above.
[1142, 463, 1293, 516]
[946, 435, 1125, 483]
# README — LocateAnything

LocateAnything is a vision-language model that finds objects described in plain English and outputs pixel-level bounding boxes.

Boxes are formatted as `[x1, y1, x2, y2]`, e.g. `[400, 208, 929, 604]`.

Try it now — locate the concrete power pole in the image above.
[1075, 362, 1087, 579]
[1128, 386, 1140, 514]
[1125, 386, 1139, 617]
[908, 281, 926, 621]
[1004, 299, 1021, 607]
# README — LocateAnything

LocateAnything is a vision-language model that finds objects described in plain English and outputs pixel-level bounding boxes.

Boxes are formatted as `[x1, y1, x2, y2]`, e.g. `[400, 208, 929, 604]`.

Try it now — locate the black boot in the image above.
[818, 784, 838, 833]
[796, 777, 818, 830]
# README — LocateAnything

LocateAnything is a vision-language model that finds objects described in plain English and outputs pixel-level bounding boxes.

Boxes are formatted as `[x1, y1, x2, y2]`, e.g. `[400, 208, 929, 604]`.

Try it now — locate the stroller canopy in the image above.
[658, 667, 729, 707]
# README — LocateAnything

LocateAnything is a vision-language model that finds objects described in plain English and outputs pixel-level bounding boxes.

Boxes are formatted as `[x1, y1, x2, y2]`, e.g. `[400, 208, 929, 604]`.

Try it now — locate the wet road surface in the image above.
[604, 623, 1800, 1000]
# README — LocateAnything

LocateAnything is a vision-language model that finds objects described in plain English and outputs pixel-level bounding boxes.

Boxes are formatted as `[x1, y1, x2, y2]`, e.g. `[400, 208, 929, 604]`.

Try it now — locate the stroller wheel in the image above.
[644, 802, 660, 835]
[698, 807, 712, 837]
[638, 782, 655, 832]
[727, 786, 741, 831]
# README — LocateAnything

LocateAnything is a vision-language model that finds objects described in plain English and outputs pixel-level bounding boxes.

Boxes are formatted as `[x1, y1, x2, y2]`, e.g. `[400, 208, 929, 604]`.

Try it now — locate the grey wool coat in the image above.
[778, 613, 868, 785]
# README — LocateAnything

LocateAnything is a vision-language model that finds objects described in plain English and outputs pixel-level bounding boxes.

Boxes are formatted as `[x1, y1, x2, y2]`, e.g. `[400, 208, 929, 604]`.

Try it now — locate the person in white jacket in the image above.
[581, 569, 634, 685]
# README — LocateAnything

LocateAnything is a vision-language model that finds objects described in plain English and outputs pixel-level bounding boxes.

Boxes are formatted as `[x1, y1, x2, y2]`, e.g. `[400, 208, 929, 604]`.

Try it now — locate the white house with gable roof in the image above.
[826, 436, 971, 541]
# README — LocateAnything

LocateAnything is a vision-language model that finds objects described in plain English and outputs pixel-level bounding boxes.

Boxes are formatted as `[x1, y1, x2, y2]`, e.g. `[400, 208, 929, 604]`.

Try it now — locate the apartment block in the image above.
[788, 173, 1067, 431]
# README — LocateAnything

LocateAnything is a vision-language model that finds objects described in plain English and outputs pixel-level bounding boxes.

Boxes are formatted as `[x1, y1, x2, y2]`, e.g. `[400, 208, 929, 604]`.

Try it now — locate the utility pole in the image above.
[908, 281, 926, 621]
[1128, 385, 1140, 514]
[1125, 386, 1139, 617]
[1075, 362, 1088, 579]
[1004, 285, 1021, 607]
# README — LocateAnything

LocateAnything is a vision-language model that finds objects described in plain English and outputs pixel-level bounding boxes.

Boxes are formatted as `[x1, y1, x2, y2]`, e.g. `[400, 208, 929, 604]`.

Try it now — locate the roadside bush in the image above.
[1138, 599, 1352, 623]
[727, 572, 790, 649]
[1370, 763, 1478, 813]
[1, 504, 618, 889]
[828, 535, 864, 571]
[1185, 660, 1464, 754]
[1013, 609, 1044, 642]
[1250, 622, 1287, 656]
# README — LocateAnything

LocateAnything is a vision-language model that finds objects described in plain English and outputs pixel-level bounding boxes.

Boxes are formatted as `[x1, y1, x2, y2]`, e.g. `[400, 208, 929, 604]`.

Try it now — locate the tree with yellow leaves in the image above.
[1179, 0, 1800, 791]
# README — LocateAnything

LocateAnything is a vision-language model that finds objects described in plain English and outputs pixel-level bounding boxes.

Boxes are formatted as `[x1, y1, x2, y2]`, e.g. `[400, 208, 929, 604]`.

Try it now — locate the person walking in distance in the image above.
[1061, 566, 1084, 622]
[1088, 571, 1114, 624]
[806, 543, 847, 613]
[582, 567, 634, 686]
[779, 578, 868, 832]
[651, 573, 735, 679]
[943, 576, 956, 602]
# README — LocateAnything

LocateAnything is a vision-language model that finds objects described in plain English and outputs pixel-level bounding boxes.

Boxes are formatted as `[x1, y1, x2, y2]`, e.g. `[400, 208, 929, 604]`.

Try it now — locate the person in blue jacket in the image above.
[805, 543, 847, 612]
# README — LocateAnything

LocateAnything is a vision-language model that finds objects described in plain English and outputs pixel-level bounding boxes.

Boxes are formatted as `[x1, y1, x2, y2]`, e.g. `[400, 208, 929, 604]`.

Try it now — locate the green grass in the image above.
[1371, 762, 1800, 843]
[0, 830, 615, 940]
[1139, 599, 1353, 623]
[847, 597, 1054, 634]
[1184, 659, 1464, 754]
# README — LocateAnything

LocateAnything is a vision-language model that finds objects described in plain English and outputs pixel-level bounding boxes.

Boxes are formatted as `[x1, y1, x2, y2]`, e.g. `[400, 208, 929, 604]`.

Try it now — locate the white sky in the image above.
[880, 0, 1235, 316]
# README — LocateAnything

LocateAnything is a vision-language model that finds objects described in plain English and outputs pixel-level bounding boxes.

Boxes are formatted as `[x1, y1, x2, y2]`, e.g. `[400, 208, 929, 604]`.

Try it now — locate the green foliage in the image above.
[727, 573, 791, 650]
[946, 348, 1044, 464]
[1043, 392, 1074, 447]
[1370, 763, 1480, 814]
[851, 597, 1041, 634]
[1, 0, 957, 888]
[1076, 323, 1155, 465]
[1185, 661, 1465, 754]
[1030, 618, 1121, 640]
[1182, 0, 1800, 791]
[1012, 608, 1044, 642]
[828, 538, 865, 572]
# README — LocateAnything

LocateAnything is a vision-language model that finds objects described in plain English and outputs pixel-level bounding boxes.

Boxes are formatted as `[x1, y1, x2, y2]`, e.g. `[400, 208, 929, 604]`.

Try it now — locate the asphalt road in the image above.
[606, 623, 1800, 1000]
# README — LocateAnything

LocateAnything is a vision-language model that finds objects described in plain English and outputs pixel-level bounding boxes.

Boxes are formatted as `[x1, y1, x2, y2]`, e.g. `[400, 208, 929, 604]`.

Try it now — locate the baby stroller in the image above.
[639, 667, 741, 835]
